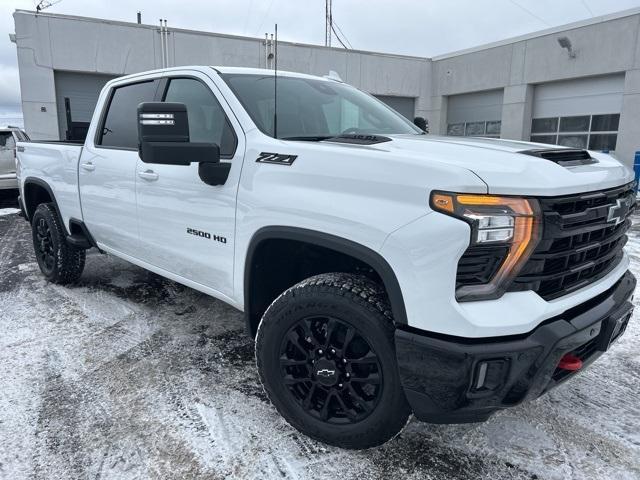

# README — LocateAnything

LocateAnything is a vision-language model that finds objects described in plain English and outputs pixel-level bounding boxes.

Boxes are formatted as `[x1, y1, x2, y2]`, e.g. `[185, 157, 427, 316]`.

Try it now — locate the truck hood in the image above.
[352, 134, 634, 196]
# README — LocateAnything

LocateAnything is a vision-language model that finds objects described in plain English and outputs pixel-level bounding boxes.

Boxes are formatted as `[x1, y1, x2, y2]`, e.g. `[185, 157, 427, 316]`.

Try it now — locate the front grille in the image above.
[511, 182, 635, 300]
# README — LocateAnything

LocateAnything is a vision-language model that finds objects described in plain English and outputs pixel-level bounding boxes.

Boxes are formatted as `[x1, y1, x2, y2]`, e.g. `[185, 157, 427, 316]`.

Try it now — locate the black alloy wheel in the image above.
[35, 216, 56, 275]
[280, 315, 382, 424]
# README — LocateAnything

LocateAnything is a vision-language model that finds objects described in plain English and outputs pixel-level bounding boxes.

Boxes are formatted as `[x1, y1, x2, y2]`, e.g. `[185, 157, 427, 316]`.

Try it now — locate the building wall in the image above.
[12, 10, 431, 141]
[431, 9, 640, 166]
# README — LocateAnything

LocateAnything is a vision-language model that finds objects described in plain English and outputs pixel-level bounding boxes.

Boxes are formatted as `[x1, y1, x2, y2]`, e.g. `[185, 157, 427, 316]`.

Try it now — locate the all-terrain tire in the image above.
[256, 272, 411, 449]
[31, 203, 86, 284]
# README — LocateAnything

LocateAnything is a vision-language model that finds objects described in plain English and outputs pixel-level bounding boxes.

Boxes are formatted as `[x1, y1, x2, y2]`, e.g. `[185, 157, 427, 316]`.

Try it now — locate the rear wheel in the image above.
[256, 273, 411, 449]
[31, 203, 85, 284]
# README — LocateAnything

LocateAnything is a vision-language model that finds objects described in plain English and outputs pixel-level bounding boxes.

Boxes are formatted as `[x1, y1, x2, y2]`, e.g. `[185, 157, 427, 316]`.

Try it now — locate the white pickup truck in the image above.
[16, 66, 636, 449]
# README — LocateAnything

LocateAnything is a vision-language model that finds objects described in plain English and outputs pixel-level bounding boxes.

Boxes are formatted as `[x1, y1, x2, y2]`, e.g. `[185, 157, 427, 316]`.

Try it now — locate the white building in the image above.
[10, 7, 640, 167]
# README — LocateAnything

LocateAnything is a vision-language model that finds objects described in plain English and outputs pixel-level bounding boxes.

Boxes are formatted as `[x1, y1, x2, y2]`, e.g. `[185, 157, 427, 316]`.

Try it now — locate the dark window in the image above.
[589, 133, 617, 151]
[447, 123, 464, 136]
[100, 80, 158, 149]
[163, 78, 237, 157]
[559, 115, 590, 132]
[465, 122, 485, 136]
[591, 114, 619, 132]
[558, 134, 588, 149]
[5, 136, 16, 149]
[531, 117, 558, 134]
[531, 134, 557, 145]
[486, 121, 501, 135]
[0, 132, 11, 147]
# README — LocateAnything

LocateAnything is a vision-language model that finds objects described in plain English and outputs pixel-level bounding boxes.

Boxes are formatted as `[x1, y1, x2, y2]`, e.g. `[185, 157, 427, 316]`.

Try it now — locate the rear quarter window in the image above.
[99, 80, 158, 149]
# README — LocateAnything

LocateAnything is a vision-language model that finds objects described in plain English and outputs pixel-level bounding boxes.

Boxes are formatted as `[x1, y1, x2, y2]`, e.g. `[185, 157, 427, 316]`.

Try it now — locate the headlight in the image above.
[430, 191, 542, 301]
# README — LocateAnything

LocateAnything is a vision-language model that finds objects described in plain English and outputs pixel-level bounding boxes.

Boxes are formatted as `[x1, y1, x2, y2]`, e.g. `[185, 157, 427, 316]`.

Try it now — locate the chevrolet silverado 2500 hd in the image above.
[16, 66, 636, 449]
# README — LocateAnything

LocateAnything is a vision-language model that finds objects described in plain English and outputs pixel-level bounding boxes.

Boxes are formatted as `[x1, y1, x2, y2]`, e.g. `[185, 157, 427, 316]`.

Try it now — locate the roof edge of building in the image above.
[12, 9, 430, 62]
[432, 6, 640, 61]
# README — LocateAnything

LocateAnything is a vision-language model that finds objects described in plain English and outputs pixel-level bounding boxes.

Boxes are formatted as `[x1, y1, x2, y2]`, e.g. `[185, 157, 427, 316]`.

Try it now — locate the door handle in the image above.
[138, 170, 159, 181]
[80, 162, 95, 172]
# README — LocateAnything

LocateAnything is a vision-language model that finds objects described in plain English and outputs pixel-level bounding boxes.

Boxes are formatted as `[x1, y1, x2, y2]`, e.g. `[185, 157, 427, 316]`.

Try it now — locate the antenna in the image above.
[36, 0, 63, 12]
[273, 23, 278, 139]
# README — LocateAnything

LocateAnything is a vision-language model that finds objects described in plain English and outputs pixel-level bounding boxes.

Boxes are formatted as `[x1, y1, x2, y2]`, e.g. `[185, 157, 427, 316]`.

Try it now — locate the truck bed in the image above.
[17, 140, 84, 229]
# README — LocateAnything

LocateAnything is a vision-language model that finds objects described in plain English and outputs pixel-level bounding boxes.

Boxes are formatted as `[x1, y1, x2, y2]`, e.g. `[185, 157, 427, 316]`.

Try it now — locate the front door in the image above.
[79, 78, 160, 256]
[135, 72, 244, 299]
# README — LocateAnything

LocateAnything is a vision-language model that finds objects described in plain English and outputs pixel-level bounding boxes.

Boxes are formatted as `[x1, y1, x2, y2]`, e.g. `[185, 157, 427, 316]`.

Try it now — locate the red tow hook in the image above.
[558, 353, 583, 371]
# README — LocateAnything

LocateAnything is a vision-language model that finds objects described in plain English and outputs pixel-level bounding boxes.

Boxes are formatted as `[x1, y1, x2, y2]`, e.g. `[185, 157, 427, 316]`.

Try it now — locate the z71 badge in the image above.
[256, 152, 297, 165]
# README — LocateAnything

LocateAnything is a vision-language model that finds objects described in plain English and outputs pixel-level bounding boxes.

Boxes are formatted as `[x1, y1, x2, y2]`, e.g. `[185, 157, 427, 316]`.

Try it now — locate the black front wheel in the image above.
[256, 273, 411, 449]
[31, 203, 86, 284]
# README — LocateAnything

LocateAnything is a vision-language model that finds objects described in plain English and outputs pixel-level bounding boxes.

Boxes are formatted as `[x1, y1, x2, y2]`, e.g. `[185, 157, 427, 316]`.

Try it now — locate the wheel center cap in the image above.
[314, 359, 338, 386]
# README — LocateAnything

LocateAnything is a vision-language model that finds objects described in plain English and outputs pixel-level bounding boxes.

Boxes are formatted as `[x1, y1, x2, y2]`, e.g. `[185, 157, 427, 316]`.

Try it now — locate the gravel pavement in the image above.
[1, 192, 639, 480]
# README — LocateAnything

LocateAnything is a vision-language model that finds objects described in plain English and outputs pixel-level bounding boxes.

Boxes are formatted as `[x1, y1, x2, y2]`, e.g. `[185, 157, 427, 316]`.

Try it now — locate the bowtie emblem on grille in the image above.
[607, 196, 633, 225]
[316, 368, 335, 377]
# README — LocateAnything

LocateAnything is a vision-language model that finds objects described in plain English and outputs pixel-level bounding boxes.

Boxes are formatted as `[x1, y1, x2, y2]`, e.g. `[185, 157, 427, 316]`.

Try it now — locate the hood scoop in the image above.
[520, 148, 598, 167]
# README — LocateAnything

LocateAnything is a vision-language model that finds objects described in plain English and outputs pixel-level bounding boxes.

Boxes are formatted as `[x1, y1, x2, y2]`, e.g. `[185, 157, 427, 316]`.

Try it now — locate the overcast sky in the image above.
[2, 0, 640, 121]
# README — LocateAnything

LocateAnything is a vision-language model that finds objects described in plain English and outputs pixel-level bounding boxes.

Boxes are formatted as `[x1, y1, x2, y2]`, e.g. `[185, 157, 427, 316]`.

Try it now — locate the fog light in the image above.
[473, 359, 508, 392]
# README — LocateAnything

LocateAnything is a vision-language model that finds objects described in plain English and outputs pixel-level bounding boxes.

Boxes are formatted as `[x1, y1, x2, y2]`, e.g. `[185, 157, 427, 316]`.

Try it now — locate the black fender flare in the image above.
[244, 226, 408, 336]
[22, 177, 69, 235]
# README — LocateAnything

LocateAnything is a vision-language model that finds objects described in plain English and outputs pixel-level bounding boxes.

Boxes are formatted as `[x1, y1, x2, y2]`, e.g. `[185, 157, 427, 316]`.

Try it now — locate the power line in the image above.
[330, 23, 348, 49]
[580, 0, 594, 17]
[255, 0, 276, 35]
[333, 21, 353, 49]
[508, 0, 551, 27]
[243, 0, 255, 34]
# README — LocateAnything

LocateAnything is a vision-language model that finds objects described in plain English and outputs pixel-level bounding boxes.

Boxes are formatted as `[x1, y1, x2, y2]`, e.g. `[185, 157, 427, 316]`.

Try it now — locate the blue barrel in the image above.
[635, 152, 640, 193]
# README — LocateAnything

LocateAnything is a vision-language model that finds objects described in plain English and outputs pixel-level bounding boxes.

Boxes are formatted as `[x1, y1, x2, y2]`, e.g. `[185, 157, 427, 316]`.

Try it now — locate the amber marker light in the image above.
[430, 191, 542, 301]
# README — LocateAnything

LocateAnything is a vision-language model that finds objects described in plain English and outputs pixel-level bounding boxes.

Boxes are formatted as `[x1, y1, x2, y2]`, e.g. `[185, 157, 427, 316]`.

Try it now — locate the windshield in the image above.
[222, 73, 421, 139]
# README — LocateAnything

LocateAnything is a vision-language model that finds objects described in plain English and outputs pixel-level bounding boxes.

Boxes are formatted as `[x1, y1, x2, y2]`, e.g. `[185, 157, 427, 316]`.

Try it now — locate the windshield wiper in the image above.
[280, 135, 336, 141]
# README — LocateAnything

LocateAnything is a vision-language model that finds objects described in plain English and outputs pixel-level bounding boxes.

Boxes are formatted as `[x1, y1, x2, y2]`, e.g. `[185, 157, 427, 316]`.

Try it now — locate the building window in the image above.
[530, 113, 619, 152]
[447, 120, 501, 138]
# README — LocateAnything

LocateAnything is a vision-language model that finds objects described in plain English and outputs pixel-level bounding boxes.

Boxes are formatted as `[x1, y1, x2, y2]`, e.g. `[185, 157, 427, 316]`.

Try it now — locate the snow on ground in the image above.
[0, 204, 639, 480]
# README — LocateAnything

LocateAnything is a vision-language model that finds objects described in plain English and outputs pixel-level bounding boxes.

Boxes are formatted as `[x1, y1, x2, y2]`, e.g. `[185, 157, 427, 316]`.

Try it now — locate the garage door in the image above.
[374, 95, 415, 120]
[54, 71, 117, 140]
[446, 89, 503, 138]
[531, 74, 624, 151]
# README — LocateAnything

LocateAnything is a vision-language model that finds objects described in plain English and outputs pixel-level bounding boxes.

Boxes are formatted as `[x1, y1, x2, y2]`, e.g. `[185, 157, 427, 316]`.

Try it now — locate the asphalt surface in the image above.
[1, 190, 639, 480]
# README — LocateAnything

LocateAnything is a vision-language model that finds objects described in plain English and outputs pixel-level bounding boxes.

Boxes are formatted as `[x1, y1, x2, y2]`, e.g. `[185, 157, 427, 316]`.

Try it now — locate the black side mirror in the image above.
[137, 102, 220, 165]
[413, 116, 428, 132]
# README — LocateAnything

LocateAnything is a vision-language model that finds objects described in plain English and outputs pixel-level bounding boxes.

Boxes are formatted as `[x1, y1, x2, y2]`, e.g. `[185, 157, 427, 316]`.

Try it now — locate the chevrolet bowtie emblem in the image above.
[607, 196, 633, 226]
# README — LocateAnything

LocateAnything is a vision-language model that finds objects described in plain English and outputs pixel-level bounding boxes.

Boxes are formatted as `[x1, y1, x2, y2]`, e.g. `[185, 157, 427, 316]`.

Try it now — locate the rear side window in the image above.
[99, 80, 158, 149]
[0, 132, 11, 147]
[163, 78, 237, 157]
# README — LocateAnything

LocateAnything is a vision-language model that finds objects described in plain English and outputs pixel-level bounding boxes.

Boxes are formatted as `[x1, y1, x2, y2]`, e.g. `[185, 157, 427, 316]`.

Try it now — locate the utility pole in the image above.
[325, 0, 332, 47]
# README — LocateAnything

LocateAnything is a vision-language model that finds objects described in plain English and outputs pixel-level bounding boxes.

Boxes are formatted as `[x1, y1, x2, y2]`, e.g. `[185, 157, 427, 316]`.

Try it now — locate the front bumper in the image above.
[396, 270, 636, 424]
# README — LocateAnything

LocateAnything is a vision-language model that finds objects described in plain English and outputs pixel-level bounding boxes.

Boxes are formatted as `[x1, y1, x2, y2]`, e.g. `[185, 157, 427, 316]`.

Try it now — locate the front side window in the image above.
[222, 74, 421, 139]
[163, 78, 237, 157]
[100, 80, 158, 149]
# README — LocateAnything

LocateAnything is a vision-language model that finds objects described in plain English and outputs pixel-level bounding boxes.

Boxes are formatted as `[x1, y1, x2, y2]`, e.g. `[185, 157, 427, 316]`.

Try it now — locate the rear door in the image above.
[79, 77, 160, 256]
[0, 132, 15, 177]
[135, 71, 244, 298]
